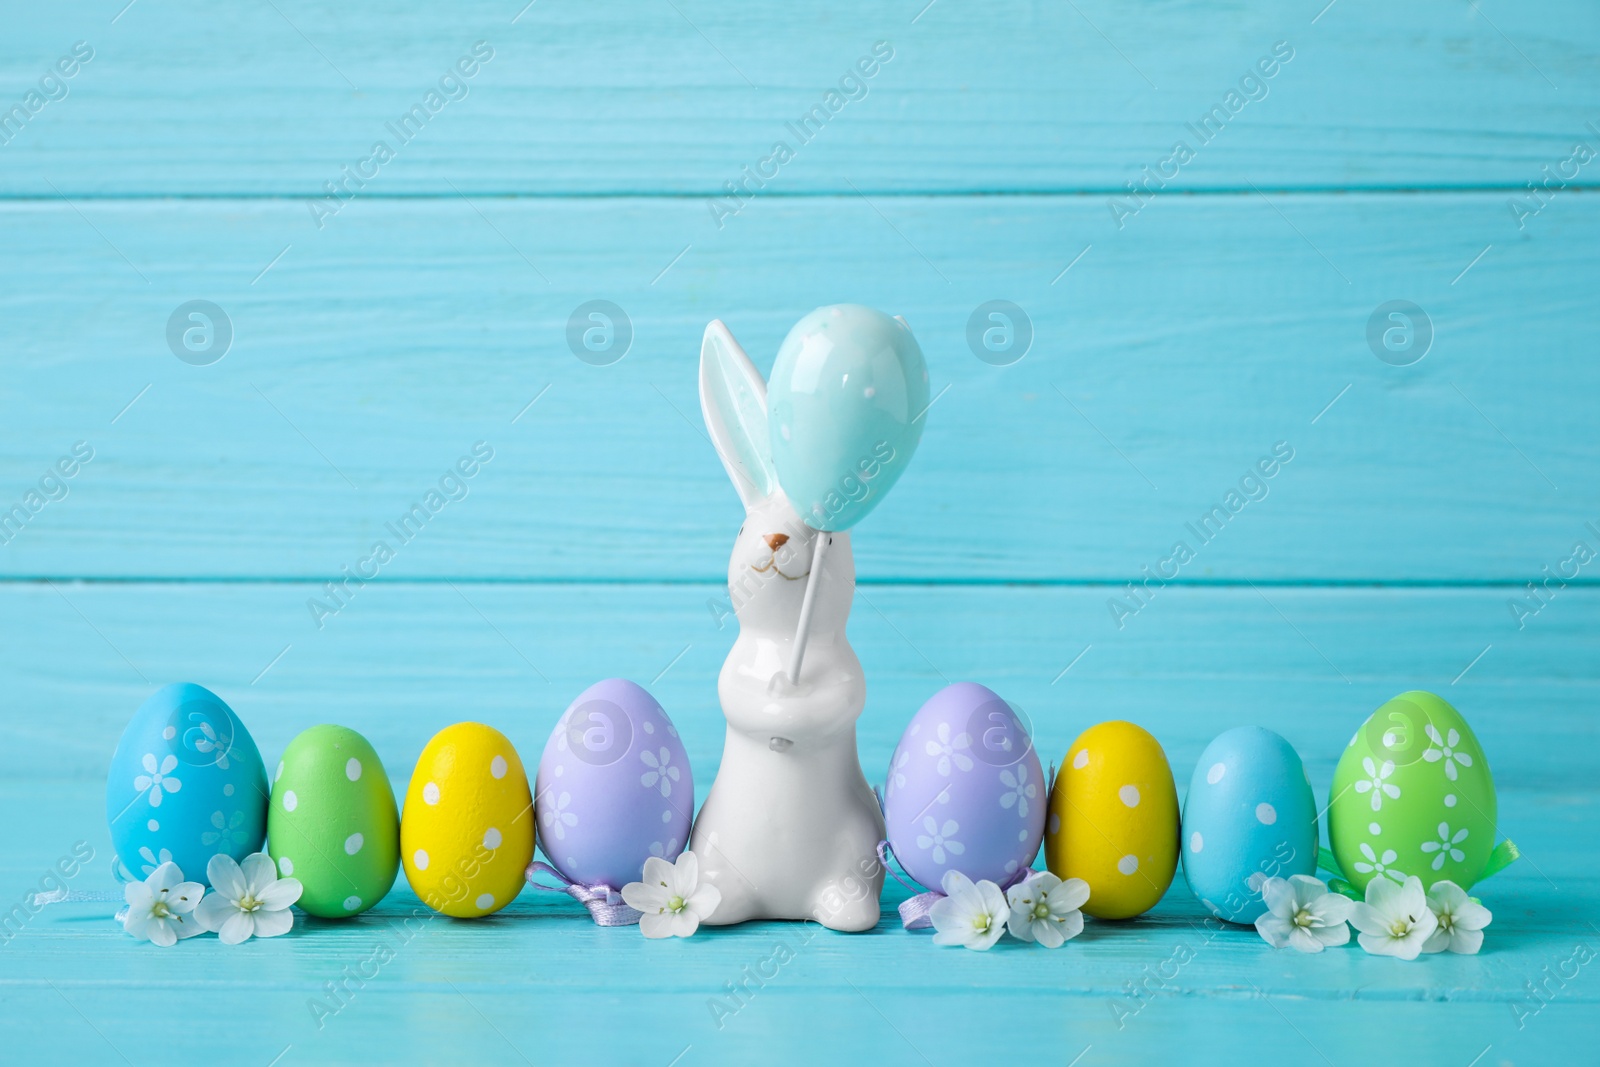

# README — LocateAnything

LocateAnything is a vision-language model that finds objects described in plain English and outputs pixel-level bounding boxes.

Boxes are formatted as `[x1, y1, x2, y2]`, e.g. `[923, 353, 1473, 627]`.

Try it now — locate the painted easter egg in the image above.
[883, 682, 1046, 889]
[1329, 691, 1497, 892]
[767, 304, 929, 531]
[1046, 720, 1179, 920]
[105, 683, 268, 887]
[401, 723, 534, 917]
[535, 679, 693, 890]
[1181, 726, 1318, 924]
[268, 725, 399, 918]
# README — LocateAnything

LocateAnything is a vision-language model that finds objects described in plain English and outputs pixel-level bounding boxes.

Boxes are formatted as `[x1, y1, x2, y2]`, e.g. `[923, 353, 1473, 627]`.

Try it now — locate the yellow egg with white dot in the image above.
[401, 722, 534, 917]
[1044, 720, 1179, 920]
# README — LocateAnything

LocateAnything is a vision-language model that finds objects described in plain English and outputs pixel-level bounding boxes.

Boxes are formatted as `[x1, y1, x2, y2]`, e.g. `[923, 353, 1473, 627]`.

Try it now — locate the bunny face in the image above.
[725, 491, 854, 641]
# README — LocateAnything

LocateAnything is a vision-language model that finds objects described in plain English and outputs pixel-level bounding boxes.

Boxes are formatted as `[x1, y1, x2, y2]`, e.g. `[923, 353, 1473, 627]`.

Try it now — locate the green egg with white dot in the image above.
[1329, 691, 1515, 894]
[268, 725, 400, 918]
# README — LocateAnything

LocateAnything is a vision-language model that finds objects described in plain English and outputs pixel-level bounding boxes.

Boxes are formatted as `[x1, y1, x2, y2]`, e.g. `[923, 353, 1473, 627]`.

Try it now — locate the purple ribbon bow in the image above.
[524, 861, 641, 926]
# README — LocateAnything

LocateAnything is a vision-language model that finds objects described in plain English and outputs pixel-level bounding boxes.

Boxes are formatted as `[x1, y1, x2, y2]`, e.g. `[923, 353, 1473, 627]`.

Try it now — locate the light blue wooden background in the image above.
[3, 1, 1597, 1063]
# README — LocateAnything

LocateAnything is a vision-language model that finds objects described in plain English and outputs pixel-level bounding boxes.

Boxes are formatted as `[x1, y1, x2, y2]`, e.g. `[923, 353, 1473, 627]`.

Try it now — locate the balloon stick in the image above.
[787, 531, 829, 684]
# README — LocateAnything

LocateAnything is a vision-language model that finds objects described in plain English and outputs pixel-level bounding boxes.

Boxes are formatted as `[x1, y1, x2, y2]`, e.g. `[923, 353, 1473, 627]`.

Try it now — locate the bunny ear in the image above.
[699, 320, 777, 509]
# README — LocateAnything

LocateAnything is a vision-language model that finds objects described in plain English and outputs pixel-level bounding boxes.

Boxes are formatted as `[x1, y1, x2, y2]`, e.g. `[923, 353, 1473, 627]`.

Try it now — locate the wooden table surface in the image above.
[3, 2, 1597, 1064]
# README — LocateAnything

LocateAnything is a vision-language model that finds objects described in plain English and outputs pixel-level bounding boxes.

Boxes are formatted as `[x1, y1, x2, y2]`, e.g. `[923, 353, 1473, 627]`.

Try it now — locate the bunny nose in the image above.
[764, 533, 789, 551]
[769, 737, 793, 752]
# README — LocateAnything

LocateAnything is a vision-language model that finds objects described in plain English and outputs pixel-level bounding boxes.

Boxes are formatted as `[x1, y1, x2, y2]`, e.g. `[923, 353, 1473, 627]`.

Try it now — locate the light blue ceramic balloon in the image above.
[766, 305, 929, 531]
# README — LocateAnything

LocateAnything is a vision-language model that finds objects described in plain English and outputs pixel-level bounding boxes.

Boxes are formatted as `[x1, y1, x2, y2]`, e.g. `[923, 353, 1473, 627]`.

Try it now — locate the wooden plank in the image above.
[1, 193, 1595, 580]
[1, 0, 1597, 196]
[4, 582, 1592, 785]
[1, 583, 1595, 1063]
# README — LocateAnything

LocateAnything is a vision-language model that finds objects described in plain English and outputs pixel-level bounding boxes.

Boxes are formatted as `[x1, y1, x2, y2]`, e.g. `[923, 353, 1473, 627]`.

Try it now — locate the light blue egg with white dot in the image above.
[1181, 726, 1318, 924]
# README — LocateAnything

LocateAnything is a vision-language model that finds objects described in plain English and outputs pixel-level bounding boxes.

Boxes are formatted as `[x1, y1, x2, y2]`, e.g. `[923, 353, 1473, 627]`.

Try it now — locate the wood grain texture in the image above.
[4, 0, 1598, 1061]
[1, 0, 1597, 196]
[2, 583, 1594, 784]
[3, 193, 1596, 581]
[1, 584, 1595, 1064]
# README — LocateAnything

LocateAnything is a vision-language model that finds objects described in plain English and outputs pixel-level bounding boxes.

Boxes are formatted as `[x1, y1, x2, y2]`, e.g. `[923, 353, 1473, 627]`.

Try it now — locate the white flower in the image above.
[1351, 874, 1438, 960]
[639, 747, 681, 797]
[137, 845, 174, 877]
[621, 851, 721, 938]
[999, 765, 1036, 818]
[1352, 756, 1400, 811]
[929, 870, 1008, 950]
[133, 753, 182, 808]
[1254, 875, 1355, 953]
[122, 861, 205, 947]
[1004, 871, 1088, 948]
[1422, 725, 1473, 781]
[195, 853, 302, 945]
[1422, 880, 1492, 954]
[1353, 842, 1406, 884]
[1420, 822, 1470, 871]
[916, 817, 964, 864]
[539, 791, 578, 840]
[193, 721, 231, 769]
[924, 722, 973, 777]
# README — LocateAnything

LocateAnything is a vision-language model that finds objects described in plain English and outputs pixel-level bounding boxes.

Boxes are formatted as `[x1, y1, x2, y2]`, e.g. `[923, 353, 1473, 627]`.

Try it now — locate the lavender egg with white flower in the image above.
[535, 679, 693, 891]
[105, 683, 269, 887]
[883, 682, 1046, 890]
[1181, 726, 1318, 924]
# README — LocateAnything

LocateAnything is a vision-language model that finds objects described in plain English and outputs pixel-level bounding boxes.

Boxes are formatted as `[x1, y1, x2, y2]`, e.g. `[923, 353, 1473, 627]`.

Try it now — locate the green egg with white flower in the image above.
[1329, 691, 1508, 894]
[268, 725, 399, 918]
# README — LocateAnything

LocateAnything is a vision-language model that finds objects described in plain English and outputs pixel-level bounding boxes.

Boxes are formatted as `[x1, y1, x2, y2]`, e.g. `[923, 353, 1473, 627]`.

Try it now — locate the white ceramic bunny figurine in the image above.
[689, 320, 886, 932]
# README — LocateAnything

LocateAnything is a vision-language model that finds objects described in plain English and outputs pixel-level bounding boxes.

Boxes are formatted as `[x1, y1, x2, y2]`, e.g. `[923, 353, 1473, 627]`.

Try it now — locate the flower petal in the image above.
[195, 893, 236, 933]
[218, 910, 256, 945]
[147, 861, 182, 892]
[1452, 898, 1493, 932]
[1259, 876, 1295, 917]
[165, 882, 204, 915]
[671, 851, 700, 897]
[257, 877, 303, 911]
[1006, 905, 1038, 941]
[639, 855, 675, 889]
[686, 884, 721, 920]
[1046, 876, 1090, 914]
[638, 912, 674, 938]
[668, 909, 701, 938]
[173, 913, 206, 940]
[1255, 913, 1293, 948]
[1306, 892, 1356, 927]
[938, 869, 977, 901]
[252, 907, 294, 939]
[122, 908, 154, 939]
[1287, 926, 1325, 954]
[1314, 921, 1351, 947]
[1349, 902, 1387, 936]
[241, 853, 279, 897]
[206, 854, 247, 900]
[1396, 875, 1428, 915]
[146, 919, 178, 948]
[621, 882, 671, 914]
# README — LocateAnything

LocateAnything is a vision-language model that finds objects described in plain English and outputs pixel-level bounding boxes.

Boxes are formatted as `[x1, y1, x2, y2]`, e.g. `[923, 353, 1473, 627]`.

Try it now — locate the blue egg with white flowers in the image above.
[105, 683, 268, 887]
[1181, 726, 1318, 924]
